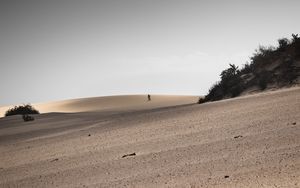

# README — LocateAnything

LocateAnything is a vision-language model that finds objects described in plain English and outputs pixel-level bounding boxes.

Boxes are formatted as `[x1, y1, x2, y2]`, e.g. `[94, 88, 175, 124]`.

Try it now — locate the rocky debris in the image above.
[122, 153, 136, 158]
[234, 135, 243, 139]
[50, 158, 59, 162]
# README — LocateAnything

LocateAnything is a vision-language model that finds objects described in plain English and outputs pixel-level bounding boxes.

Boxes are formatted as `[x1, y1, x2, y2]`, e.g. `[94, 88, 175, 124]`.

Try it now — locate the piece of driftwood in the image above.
[234, 135, 243, 139]
[122, 153, 136, 158]
[50, 158, 59, 162]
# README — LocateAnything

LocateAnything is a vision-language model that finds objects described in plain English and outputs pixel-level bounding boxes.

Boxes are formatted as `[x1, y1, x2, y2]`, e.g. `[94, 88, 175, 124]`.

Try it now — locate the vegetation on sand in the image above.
[5, 104, 40, 117]
[199, 34, 300, 103]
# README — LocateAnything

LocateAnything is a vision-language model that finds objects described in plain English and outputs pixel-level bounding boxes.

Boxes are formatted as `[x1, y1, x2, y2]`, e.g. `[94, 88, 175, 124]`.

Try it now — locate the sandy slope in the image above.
[0, 95, 198, 117]
[0, 88, 299, 188]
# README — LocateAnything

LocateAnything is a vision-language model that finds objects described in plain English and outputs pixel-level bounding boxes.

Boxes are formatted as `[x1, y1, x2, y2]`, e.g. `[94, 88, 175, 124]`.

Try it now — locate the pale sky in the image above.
[1, 0, 299, 106]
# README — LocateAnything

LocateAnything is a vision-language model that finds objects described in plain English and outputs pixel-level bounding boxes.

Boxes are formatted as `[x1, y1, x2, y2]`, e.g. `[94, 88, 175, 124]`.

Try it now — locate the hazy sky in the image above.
[1, 0, 299, 106]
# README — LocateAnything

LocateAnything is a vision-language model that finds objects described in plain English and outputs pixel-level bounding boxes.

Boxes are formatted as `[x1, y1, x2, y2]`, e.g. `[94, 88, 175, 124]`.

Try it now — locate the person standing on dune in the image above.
[147, 94, 151, 101]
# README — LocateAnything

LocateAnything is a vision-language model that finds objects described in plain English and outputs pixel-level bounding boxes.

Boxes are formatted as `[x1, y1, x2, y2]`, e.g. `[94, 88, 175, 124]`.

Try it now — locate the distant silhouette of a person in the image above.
[147, 94, 151, 101]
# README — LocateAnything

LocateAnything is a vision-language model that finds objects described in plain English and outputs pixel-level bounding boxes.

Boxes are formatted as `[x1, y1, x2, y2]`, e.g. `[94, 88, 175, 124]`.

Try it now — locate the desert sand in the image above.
[0, 89, 299, 187]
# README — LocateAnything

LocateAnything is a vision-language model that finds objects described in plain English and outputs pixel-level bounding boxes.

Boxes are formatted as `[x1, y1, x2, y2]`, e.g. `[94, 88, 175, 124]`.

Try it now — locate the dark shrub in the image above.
[277, 38, 289, 51]
[291, 33, 300, 43]
[257, 71, 272, 90]
[205, 81, 224, 101]
[281, 59, 298, 84]
[258, 77, 267, 90]
[198, 97, 206, 104]
[201, 64, 245, 102]
[291, 34, 300, 58]
[230, 83, 243, 97]
[22, 114, 35, 122]
[5, 104, 40, 117]
[240, 62, 253, 74]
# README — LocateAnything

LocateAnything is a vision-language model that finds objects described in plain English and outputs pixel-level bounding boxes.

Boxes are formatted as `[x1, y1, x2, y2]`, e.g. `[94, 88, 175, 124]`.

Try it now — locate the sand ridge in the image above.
[0, 95, 198, 117]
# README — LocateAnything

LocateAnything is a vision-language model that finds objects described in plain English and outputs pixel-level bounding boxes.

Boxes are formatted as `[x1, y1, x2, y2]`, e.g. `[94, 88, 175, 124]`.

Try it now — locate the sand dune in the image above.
[0, 88, 299, 187]
[0, 95, 199, 117]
